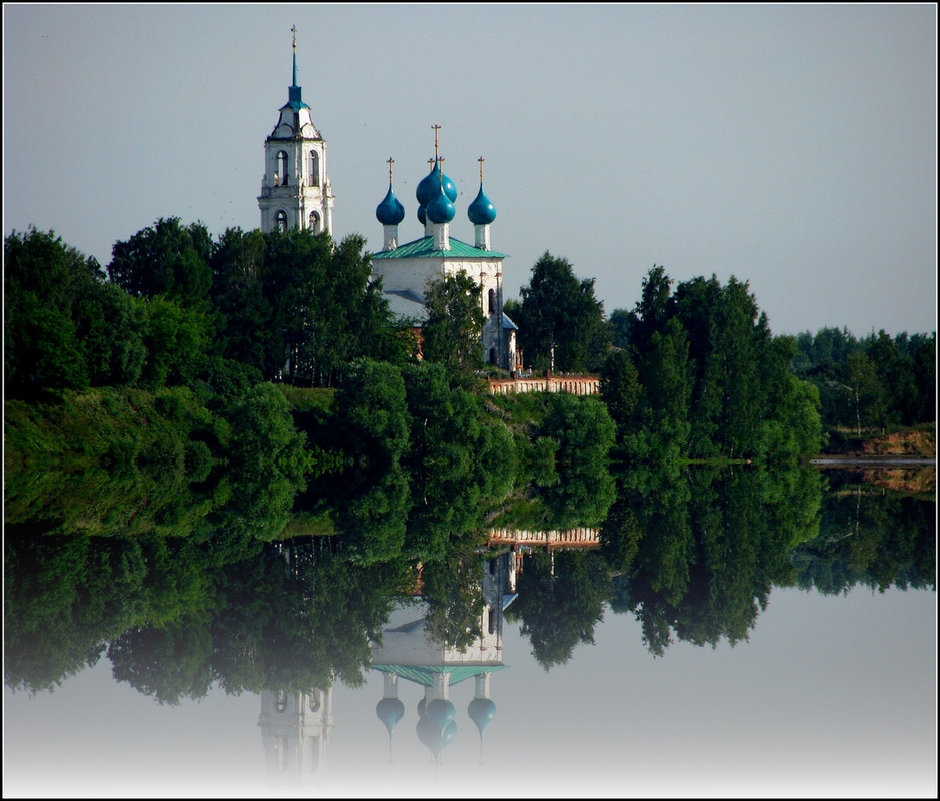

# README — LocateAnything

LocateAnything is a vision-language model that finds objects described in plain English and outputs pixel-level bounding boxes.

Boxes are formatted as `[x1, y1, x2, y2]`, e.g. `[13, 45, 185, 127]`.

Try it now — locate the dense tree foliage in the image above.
[512, 252, 610, 373]
[420, 272, 486, 376]
[603, 267, 826, 464]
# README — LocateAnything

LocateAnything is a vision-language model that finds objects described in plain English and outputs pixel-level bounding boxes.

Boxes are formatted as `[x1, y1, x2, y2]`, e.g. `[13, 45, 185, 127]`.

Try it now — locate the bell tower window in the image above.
[275, 210, 288, 232]
[488, 288, 496, 314]
[276, 151, 289, 186]
[308, 151, 319, 187]
[308, 211, 320, 233]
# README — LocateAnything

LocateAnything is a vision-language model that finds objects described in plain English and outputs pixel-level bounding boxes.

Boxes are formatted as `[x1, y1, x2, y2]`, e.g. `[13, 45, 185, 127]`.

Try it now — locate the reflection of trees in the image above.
[505, 550, 611, 669]
[789, 471, 936, 595]
[4, 531, 214, 694]
[608, 465, 825, 656]
[3, 518, 409, 701]
[5, 447, 932, 699]
[105, 539, 407, 704]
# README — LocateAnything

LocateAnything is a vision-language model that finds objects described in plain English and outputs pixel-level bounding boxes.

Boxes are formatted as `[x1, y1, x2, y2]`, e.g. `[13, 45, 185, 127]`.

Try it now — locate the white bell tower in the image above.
[258, 26, 334, 236]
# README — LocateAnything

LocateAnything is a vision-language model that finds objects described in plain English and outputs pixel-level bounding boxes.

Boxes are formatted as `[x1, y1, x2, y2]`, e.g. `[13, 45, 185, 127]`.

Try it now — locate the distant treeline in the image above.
[790, 326, 935, 435]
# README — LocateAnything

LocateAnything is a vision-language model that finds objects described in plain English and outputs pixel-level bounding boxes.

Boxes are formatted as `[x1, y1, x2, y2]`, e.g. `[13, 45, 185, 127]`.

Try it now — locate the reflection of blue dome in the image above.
[426, 186, 456, 224]
[416, 160, 457, 206]
[426, 699, 456, 727]
[376, 697, 405, 734]
[376, 184, 405, 225]
[468, 184, 497, 225]
[416, 715, 442, 761]
[417, 697, 427, 719]
[442, 719, 457, 747]
[468, 698, 496, 733]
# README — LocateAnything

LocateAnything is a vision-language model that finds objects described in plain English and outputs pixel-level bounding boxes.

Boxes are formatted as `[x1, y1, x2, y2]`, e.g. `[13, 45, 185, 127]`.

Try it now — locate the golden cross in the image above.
[387, 157, 394, 183]
[478, 156, 485, 182]
[432, 123, 441, 158]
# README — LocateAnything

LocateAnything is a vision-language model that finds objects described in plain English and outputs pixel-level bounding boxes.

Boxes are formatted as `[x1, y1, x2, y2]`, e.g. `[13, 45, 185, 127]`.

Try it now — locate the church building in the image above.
[258, 31, 519, 372]
[371, 128, 519, 372]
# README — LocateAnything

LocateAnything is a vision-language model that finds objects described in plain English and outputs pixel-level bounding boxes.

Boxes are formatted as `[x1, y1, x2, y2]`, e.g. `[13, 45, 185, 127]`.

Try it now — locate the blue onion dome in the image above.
[468, 183, 497, 225]
[376, 697, 405, 734]
[376, 184, 405, 225]
[416, 161, 440, 207]
[426, 699, 456, 727]
[426, 185, 456, 224]
[468, 698, 496, 733]
[417, 204, 427, 225]
[440, 169, 458, 203]
[416, 159, 457, 206]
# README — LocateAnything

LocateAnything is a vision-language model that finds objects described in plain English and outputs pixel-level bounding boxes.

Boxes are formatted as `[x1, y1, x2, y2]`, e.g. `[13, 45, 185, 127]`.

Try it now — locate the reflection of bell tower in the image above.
[258, 687, 334, 785]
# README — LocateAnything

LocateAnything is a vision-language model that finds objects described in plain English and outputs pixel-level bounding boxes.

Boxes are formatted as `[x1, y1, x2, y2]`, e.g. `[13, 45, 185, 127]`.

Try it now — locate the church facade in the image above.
[259, 34, 518, 372]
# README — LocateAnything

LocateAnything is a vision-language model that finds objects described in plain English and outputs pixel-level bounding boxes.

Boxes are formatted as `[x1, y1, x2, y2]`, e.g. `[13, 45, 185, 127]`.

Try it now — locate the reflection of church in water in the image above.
[257, 550, 517, 784]
[372, 550, 516, 767]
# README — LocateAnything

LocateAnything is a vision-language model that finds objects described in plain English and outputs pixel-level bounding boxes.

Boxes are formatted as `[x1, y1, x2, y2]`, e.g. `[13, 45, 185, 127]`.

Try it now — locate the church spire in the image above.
[291, 24, 298, 86]
[288, 25, 306, 109]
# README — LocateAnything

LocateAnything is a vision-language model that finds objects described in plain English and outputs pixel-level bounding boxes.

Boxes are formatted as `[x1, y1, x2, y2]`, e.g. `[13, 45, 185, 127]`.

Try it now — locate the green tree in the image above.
[259, 227, 335, 383]
[421, 272, 486, 376]
[302, 234, 406, 386]
[599, 349, 642, 431]
[107, 217, 212, 306]
[4, 228, 105, 396]
[538, 394, 617, 527]
[845, 351, 887, 435]
[209, 226, 271, 372]
[221, 382, 313, 539]
[515, 252, 609, 373]
[334, 359, 411, 472]
[138, 296, 213, 390]
[635, 317, 693, 462]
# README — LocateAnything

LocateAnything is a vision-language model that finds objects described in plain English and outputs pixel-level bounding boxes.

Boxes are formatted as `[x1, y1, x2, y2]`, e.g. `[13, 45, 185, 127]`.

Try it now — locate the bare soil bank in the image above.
[813, 427, 935, 496]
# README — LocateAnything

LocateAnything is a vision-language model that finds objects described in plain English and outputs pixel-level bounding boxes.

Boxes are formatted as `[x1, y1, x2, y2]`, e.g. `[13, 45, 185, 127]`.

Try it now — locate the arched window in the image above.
[275, 210, 288, 232]
[488, 288, 496, 314]
[307, 151, 319, 186]
[308, 692, 322, 713]
[275, 690, 288, 713]
[308, 210, 320, 233]
[276, 151, 288, 186]
[489, 347, 497, 364]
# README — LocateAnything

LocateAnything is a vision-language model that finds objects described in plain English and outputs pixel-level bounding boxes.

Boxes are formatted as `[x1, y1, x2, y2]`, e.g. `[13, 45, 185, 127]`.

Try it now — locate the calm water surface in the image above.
[4, 585, 935, 798]
[4, 467, 936, 798]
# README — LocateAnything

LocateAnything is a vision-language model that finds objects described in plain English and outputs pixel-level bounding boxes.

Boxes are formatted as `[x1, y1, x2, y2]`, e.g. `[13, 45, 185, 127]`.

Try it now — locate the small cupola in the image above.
[468, 157, 497, 249]
[376, 157, 406, 251]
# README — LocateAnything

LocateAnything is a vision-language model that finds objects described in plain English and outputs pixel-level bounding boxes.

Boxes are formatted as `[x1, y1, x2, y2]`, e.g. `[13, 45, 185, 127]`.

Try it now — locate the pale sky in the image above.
[3, 3, 937, 339]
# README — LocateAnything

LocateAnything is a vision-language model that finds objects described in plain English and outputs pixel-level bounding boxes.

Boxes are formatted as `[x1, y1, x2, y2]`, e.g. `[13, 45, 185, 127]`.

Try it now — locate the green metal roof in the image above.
[372, 235, 508, 260]
[372, 664, 507, 687]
